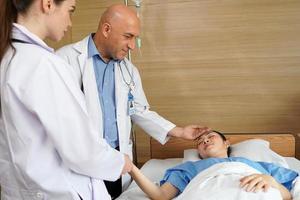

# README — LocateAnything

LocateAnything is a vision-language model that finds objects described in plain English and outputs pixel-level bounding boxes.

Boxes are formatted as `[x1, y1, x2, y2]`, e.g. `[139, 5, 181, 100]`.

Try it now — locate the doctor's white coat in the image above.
[0, 24, 124, 200]
[56, 35, 176, 187]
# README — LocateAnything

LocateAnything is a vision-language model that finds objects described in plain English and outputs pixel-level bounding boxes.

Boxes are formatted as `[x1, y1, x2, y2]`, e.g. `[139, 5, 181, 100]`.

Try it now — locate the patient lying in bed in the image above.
[129, 131, 298, 200]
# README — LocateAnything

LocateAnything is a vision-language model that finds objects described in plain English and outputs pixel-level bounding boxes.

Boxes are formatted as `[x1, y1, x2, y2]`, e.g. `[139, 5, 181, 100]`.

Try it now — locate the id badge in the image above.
[128, 91, 136, 116]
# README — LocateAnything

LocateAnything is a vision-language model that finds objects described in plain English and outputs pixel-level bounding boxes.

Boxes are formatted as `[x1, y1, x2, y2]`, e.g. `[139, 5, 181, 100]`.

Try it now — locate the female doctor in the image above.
[0, 0, 132, 199]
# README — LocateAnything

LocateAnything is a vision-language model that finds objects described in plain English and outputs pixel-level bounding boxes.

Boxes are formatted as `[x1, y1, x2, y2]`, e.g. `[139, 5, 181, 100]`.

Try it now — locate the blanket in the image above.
[175, 162, 282, 200]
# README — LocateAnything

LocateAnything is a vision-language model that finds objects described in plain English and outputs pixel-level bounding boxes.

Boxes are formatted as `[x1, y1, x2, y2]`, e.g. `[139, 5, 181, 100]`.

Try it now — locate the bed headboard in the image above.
[150, 133, 295, 159]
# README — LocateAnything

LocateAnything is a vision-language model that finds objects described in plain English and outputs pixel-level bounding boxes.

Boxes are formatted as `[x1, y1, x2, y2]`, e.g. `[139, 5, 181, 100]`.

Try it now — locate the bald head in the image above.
[100, 4, 139, 27]
[94, 4, 140, 62]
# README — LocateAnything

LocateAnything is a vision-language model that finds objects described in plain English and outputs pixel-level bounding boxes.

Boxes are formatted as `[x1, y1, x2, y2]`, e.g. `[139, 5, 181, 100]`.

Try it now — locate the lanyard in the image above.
[118, 60, 136, 115]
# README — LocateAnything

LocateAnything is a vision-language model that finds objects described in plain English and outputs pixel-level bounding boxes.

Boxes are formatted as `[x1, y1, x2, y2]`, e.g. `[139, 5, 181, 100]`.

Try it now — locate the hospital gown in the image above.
[160, 157, 298, 195]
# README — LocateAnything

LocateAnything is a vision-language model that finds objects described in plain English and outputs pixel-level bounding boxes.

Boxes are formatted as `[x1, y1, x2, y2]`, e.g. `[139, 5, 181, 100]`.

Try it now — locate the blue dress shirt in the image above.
[88, 35, 119, 148]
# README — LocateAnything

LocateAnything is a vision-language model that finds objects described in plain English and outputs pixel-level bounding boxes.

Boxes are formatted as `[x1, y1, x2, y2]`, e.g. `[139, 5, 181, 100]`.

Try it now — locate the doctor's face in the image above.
[47, 0, 76, 41]
[196, 131, 229, 159]
[104, 16, 140, 60]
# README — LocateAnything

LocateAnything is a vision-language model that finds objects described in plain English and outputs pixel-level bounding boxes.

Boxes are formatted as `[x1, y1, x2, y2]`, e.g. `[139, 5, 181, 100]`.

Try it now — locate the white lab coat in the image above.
[56, 35, 176, 188]
[0, 24, 124, 200]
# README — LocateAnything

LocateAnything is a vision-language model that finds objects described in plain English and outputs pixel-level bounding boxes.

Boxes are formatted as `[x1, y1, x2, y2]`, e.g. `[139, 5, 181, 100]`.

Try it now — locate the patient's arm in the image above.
[129, 164, 178, 200]
[240, 174, 292, 200]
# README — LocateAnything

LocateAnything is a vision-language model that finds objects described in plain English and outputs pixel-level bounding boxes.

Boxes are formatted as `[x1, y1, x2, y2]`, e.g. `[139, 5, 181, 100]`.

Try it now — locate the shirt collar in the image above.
[88, 34, 121, 64]
[12, 23, 54, 52]
[88, 34, 110, 63]
[87, 34, 100, 58]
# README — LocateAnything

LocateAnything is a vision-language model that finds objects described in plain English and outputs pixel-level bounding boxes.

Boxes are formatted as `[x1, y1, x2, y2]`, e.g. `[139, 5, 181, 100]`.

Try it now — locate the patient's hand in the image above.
[240, 173, 292, 200]
[239, 174, 277, 193]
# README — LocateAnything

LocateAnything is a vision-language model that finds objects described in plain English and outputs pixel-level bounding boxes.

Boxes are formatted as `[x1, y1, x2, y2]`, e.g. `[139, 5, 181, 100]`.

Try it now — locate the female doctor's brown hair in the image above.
[0, 0, 65, 61]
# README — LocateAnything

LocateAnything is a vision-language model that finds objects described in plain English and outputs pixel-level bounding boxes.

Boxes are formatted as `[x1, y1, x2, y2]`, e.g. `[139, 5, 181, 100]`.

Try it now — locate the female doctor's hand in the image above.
[121, 154, 133, 175]
[169, 125, 211, 140]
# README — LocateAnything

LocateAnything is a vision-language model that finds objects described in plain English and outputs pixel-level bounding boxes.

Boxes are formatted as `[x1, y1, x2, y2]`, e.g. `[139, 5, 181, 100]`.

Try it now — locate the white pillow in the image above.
[230, 139, 289, 168]
[183, 139, 289, 168]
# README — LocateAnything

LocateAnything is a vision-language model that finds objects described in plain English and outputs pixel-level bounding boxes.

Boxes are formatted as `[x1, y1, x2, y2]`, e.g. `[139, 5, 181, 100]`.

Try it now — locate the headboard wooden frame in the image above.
[150, 133, 295, 159]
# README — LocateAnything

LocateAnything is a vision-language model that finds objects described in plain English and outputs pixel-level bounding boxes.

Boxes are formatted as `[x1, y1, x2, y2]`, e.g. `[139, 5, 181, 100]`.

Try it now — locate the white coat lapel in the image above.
[75, 38, 104, 138]
[82, 58, 104, 138]
[74, 37, 88, 78]
[114, 61, 129, 115]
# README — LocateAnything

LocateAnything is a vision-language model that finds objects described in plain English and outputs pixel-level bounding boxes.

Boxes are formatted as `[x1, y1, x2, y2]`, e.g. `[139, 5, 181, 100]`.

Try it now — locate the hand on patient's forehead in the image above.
[195, 129, 214, 141]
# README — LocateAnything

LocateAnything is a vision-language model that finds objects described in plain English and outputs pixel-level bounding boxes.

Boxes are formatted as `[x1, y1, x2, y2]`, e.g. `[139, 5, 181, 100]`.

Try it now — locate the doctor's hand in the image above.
[168, 125, 211, 140]
[121, 154, 133, 175]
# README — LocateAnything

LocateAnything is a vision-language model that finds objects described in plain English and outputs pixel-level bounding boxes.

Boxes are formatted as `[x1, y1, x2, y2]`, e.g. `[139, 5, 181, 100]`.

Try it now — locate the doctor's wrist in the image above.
[168, 127, 184, 138]
[121, 154, 133, 175]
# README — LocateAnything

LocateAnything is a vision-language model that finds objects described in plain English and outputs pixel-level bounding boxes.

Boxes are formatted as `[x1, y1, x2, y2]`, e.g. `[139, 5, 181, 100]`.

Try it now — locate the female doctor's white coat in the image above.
[56, 35, 176, 187]
[0, 24, 125, 200]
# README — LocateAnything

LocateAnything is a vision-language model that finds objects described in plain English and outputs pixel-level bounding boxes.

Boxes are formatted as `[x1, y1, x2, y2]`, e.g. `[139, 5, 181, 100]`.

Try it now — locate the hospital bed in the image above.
[117, 133, 300, 200]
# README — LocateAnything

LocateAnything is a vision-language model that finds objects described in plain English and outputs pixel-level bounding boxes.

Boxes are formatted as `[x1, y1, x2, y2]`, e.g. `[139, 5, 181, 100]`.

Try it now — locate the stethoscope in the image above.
[118, 59, 135, 91]
[119, 59, 149, 115]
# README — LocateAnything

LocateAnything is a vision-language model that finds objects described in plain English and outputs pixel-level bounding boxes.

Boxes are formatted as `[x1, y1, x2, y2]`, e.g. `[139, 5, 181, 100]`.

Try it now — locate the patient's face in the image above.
[196, 132, 229, 159]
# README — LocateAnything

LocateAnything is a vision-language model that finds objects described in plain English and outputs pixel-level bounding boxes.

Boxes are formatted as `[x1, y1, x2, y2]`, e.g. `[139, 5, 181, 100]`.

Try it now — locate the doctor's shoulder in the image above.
[56, 44, 82, 71]
[3, 46, 66, 90]
[7, 43, 52, 73]
[56, 43, 75, 59]
[13, 45, 75, 80]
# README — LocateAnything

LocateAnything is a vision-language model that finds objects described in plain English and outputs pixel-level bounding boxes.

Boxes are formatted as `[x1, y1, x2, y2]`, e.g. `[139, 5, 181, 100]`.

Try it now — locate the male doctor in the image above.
[57, 4, 209, 199]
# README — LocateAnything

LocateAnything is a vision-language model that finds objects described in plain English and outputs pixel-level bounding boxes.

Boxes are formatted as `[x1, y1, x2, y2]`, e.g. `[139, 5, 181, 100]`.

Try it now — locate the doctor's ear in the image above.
[102, 23, 112, 38]
[42, 0, 54, 14]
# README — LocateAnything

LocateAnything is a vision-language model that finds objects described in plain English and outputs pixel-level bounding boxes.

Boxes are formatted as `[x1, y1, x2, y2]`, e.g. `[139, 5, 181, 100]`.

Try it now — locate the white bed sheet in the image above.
[117, 157, 300, 200]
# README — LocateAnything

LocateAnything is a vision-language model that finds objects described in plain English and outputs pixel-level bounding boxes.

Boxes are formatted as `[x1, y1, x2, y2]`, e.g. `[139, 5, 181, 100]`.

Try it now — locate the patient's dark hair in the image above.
[213, 130, 231, 157]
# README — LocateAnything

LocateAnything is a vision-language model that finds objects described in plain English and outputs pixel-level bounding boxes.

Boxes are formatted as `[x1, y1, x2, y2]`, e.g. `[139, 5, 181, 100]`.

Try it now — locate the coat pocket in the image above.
[20, 190, 46, 200]
[1, 185, 46, 200]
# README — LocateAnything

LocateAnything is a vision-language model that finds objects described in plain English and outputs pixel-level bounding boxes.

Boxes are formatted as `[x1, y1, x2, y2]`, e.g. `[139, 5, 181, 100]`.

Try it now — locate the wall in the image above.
[48, 0, 300, 166]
